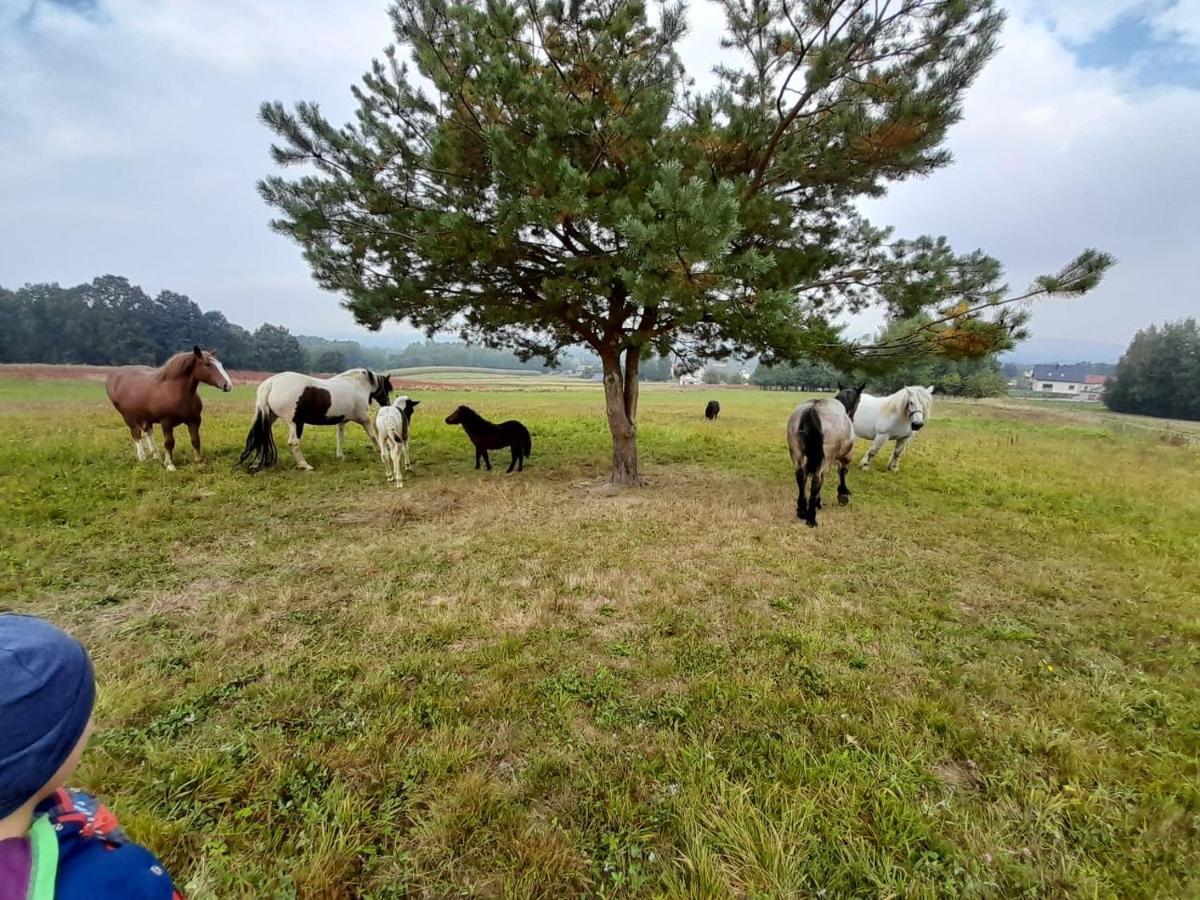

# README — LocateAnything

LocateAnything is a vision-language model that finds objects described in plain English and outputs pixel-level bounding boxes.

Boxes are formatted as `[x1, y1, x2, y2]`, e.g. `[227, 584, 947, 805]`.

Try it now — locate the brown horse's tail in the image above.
[238, 386, 277, 471]
[798, 404, 824, 475]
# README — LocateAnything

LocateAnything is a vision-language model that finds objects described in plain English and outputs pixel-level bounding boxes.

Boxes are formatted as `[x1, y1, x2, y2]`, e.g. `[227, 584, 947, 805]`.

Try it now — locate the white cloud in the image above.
[1004, 0, 1160, 43]
[1153, 0, 1200, 46]
[860, 12, 1200, 342]
[101, 0, 390, 71]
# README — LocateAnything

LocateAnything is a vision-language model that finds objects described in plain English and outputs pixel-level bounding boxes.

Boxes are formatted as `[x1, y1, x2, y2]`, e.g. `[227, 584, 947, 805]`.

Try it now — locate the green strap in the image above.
[26, 815, 57, 900]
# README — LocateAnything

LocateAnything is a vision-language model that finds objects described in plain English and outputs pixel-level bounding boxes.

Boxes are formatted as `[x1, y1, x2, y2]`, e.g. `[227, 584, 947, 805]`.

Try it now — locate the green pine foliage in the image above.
[258, 0, 1112, 481]
[1105, 319, 1200, 420]
[867, 314, 1008, 397]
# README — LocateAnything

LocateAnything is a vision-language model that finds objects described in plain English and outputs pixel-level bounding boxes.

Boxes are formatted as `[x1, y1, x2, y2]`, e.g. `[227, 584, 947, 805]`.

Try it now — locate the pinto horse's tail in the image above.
[238, 382, 277, 471]
[798, 404, 824, 475]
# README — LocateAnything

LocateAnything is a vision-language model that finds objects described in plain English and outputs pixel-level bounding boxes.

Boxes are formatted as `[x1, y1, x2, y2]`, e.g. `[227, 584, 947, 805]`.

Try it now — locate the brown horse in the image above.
[105, 346, 233, 471]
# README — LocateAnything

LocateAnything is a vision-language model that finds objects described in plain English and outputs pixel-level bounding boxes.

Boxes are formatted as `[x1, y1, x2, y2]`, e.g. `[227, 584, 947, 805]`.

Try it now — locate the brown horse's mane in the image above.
[155, 351, 199, 381]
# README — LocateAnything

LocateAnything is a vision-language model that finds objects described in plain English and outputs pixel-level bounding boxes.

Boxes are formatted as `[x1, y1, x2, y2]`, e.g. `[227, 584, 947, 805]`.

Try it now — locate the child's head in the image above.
[0, 614, 96, 817]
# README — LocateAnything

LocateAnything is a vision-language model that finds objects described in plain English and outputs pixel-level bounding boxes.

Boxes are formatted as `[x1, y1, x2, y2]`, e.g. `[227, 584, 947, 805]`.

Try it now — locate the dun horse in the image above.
[239, 369, 392, 472]
[786, 385, 864, 527]
[105, 346, 233, 471]
[444, 405, 532, 473]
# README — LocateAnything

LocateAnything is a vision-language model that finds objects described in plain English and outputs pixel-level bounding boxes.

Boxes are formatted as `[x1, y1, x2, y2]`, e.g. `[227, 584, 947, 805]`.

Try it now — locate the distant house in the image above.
[1031, 364, 1104, 401]
[1083, 374, 1109, 400]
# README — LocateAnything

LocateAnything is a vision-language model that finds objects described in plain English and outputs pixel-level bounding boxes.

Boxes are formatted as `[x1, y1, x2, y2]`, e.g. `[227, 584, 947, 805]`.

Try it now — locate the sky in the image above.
[1, 0, 1198, 356]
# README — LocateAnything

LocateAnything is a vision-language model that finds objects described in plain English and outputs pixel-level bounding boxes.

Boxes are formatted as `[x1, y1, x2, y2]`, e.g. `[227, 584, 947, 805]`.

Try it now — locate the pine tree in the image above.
[259, 0, 1112, 484]
[1105, 319, 1200, 420]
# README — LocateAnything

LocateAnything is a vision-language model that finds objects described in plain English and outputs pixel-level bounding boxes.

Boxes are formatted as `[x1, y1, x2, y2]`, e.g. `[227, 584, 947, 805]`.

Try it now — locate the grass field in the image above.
[1, 375, 1198, 898]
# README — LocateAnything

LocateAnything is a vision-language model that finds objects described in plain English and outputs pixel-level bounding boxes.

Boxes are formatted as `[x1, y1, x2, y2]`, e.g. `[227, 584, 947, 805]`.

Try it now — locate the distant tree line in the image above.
[0, 277, 306, 371]
[1104, 319, 1200, 420]
[0, 276, 556, 374]
[752, 359, 840, 390]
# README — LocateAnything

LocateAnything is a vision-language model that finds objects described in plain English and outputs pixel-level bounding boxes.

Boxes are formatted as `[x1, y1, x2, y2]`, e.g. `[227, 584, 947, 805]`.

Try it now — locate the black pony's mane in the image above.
[454, 405, 488, 425]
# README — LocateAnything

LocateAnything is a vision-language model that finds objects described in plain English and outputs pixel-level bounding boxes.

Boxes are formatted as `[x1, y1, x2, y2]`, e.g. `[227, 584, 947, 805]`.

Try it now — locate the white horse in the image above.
[376, 396, 419, 487]
[855, 386, 935, 472]
[238, 368, 392, 471]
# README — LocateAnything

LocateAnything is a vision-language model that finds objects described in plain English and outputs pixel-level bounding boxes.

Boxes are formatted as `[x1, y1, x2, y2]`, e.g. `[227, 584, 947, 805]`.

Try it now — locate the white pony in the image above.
[238, 368, 392, 471]
[376, 396, 419, 487]
[855, 385, 935, 472]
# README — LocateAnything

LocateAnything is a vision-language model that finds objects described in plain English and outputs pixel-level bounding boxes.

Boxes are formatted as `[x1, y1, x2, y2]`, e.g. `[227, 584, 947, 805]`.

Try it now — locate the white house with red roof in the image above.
[1031, 364, 1109, 401]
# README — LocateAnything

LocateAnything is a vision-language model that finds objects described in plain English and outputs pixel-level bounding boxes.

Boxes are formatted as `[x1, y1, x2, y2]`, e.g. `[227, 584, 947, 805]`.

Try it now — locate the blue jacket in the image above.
[31, 788, 180, 899]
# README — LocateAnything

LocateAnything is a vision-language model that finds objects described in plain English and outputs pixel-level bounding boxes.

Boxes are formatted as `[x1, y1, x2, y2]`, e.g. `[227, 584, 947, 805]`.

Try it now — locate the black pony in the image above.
[444, 405, 532, 473]
[705, 400, 720, 420]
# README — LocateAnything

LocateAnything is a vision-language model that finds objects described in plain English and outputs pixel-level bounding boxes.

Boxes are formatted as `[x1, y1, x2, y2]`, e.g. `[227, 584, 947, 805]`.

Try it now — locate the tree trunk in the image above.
[601, 349, 643, 485]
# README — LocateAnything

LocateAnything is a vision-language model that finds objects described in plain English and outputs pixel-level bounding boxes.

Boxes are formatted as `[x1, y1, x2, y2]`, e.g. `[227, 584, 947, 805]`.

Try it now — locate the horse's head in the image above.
[834, 382, 866, 419]
[444, 405, 466, 425]
[400, 397, 420, 422]
[368, 372, 393, 407]
[906, 386, 933, 431]
[192, 346, 232, 392]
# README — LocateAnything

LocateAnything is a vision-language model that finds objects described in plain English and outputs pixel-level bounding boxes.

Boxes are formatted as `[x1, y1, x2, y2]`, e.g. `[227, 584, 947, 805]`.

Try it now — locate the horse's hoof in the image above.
[805, 519, 818, 528]
[838, 493, 850, 506]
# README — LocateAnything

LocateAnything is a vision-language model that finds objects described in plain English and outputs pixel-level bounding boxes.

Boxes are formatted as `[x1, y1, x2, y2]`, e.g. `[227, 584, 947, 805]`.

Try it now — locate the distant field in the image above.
[1, 376, 1197, 897]
[985, 396, 1200, 439]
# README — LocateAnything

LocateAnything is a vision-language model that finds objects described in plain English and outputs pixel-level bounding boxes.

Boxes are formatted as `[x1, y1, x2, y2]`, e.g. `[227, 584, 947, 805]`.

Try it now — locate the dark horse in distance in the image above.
[105, 346, 233, 471]
[445, 405, 532, 473]
[705, 400, 721, 420]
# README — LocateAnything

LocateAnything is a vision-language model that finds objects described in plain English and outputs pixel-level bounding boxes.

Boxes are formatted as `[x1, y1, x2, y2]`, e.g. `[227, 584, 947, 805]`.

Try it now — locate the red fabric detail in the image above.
[84, 802, 122, 839]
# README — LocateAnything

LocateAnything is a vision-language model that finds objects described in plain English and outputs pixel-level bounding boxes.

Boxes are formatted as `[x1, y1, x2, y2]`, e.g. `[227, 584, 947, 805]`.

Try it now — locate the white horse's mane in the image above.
[332, 367, 375, 387]
[904, 385, 934, 417]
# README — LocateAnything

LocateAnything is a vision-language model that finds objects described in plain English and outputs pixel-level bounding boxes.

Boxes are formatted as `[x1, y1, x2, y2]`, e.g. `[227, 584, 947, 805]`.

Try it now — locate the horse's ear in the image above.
[193, 345, 203, 358]
[410, 399, 420, 407]
[927, 385, 936, 394]
[368, 371, 377, 387]
[857, 382, 866, 392]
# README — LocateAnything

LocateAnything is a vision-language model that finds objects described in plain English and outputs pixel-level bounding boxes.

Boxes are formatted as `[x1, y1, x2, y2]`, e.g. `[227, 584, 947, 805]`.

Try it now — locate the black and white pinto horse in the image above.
[375, 396, 419, 488]
[239, 369, 392, 472]
[786, 385, 864, 527]
[856, 386, 935, 472]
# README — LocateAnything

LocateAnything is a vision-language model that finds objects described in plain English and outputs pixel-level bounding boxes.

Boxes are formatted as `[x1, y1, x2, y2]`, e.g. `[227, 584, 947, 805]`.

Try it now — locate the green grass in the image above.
[2, 376, 1198, 898]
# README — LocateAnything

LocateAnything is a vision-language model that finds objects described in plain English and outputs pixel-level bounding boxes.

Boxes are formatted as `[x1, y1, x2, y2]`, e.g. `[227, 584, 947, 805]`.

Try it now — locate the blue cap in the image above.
[0, 614, 96, 817]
